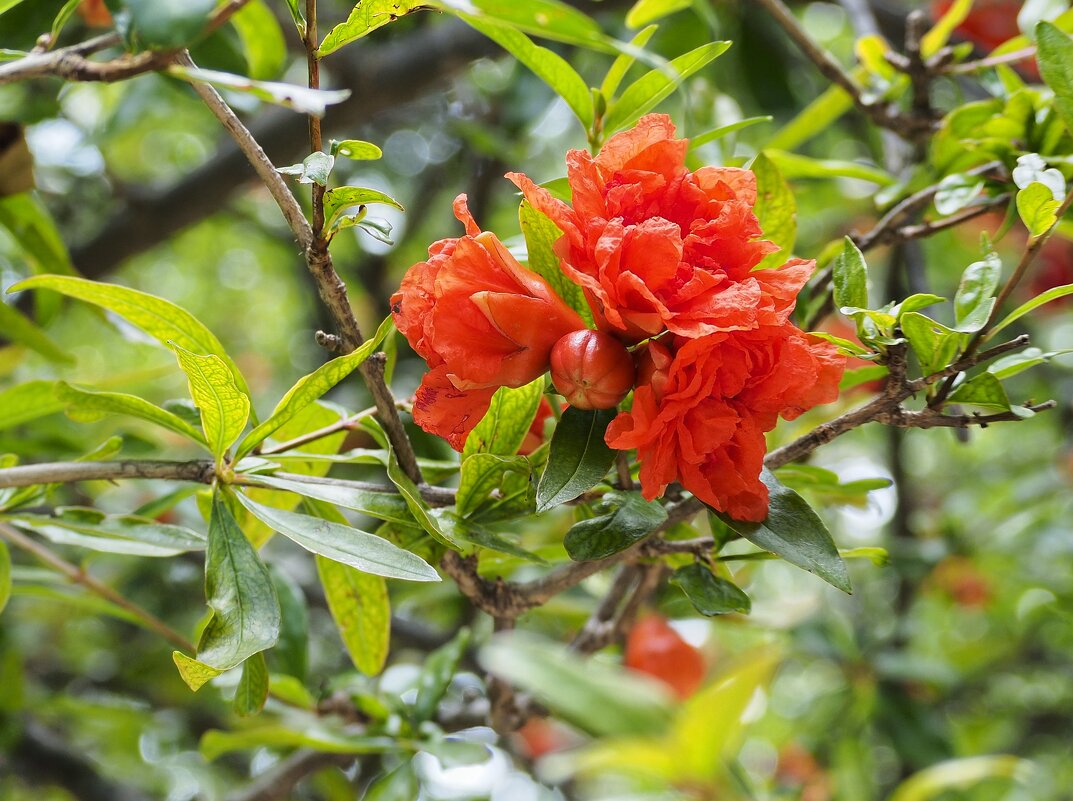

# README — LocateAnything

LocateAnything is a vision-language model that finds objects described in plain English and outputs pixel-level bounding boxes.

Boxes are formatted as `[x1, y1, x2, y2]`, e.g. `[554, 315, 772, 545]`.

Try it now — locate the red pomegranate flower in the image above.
[391, 195, 586, 450]
[606, 325, 845, 521]
[507, 114, 813, 342]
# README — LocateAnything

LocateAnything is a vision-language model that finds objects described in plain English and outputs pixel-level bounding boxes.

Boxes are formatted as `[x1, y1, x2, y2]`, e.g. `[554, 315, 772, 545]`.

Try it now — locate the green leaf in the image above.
[807, 331, 872, 358]
[283, 0, 305, 36]
[954, 253, 1002, 330]
[363, 419, 463, 550]
[56, 382, 208, 446]
[170, 344, 250, 462]
[689, 116, 773, 150]
[241, 474, 411, 525]
[233, 652, 269, 717]
[126, 0, 216, 49]
[921, 0, 972, 57]
[200, 725, 397, 760]
[322, 187, 404, 234]
[766, 85, 852, 152]
[891, 293, 947, 318]
[764, 150, 894, 186]
[413, 628, 472, 723]
[269, 566, 309, 682]
[332, 139, 383, 160]
[946, 372, 1010, 410]
[231, 0, 286, 80]
[318, 0, 427, 56]
[989, 347, 1073, 379]
[752, 152, 795, 270]
[833, 236, 868, 310]
[603, 41, 731, 136]
[236, 317, 393, 459]
[7, 275, 252, 401]
[168, 66, 350, 117]
[0, 0, 31, 16]
[670, 563, 750, 616]
[519, 201, 593, 324]
[10, 510, 206, 557]
[0, 539, 10, 616]
[317, 554, 390, 676]
[536, 407, 617, 512]
[901, 312, 961, 377]
[0, 194, 75, 284]
[600, 25, 658, 101]
[0, 380, 61, 431]
[1016, 181, 1061, 237]
[446, 0, 608, 49]
[460, 17, 593, 130]
[457, 454, 530, 518]
[720, 469, 851, 593]
[175, 491, 281, 690]
[1037, 21, 1073, 135]
[479, 631, 674, 737]
[625, 0, 690, 28]
[934, 173, 984, 215]
[564, 490, 667, 561]
[888, 756, 1032, 801]
[0, 301, 72, 364]
[840, 365, 888, 391]
[990, 283, 1073, 336]
[278, 151, 335, 186]
[235, 492, 440, 582]
[463, 378, 544, 458]
[173, 652, 223, 692]
[670, 651, 777, 784]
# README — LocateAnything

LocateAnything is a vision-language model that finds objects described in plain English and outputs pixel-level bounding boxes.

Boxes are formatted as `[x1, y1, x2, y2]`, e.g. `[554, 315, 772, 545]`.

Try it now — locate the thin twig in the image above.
[179, 52, 423, 484]
[0, 459, 456, 505]
[225, 749, 351, 801]
[0, 522, 195, 651]
[945, 46, 1037, 75]
[258, 407, 376, 455]
[932, 185, 1073, 405]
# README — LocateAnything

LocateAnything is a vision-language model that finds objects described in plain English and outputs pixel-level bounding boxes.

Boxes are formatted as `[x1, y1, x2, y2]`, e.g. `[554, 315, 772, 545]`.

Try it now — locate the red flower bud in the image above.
[550, 329, 635, 410]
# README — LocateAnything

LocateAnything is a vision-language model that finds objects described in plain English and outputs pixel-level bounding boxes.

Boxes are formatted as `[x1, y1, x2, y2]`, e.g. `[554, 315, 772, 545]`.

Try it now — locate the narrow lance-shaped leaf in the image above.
[317, 553, 390, 677]
[7, 275, 253, 402]
[670, 563, 750, 616]
[241, 474, 411, 525]
[537, 407, 617, 511]
[413, 628, 472, 724]
[236, 491, 440, 582]
[457, 454, 530, 518]
[0, 539, 10, 616]
[11, 510, 206, 558]
[600, 25, 658, 101]
[0, 381, 62, 431]
[833, 236, 868, 310]
[0, 302, 71, 364]
[752, 152, 795, 271]
[170, 344, 250, 462]
[462, 378, 544, 458]
[989, 282, 1073, 337]
[318, 0, 427, 56]
[564, 490, 667, 561]
[602, 41, 731, 136]
[56, 382, 208, 446]
[233, 652, 269, 717]
[1037, 21, 1073, 135]
[168, 66, 350, 117]
[236, 317, 394, 458]
[719, 469, 851, 593]
[519, 201, 593, 325]
[173, 491, 281, 691]
[625, 0, 691, 29]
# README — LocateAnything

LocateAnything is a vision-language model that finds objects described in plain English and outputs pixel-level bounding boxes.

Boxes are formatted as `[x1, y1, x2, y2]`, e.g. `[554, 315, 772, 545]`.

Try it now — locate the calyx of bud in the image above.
[550, 329, 635, 410]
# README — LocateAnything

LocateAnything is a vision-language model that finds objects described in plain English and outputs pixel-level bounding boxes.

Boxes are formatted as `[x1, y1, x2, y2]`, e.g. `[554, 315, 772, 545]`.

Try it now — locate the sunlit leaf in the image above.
[317, 554, 390, 676]
[170, 344, 250, 462]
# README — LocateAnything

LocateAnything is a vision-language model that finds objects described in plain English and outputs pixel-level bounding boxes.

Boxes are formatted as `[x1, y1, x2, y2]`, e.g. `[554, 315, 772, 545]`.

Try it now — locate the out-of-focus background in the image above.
[1, 1, 1072, 799]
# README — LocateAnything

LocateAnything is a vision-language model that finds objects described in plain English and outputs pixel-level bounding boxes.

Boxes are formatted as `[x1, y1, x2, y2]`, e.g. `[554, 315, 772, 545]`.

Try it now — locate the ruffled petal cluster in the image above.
[605, 329, 844, 520]
[391, 196, 585, 450]
[392, 115, 845, 519]
[506, 114, 813, 342]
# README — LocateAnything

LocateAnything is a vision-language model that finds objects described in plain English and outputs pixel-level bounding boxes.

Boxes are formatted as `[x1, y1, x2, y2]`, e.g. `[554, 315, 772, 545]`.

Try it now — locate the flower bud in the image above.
[550, 329, 635, 410]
